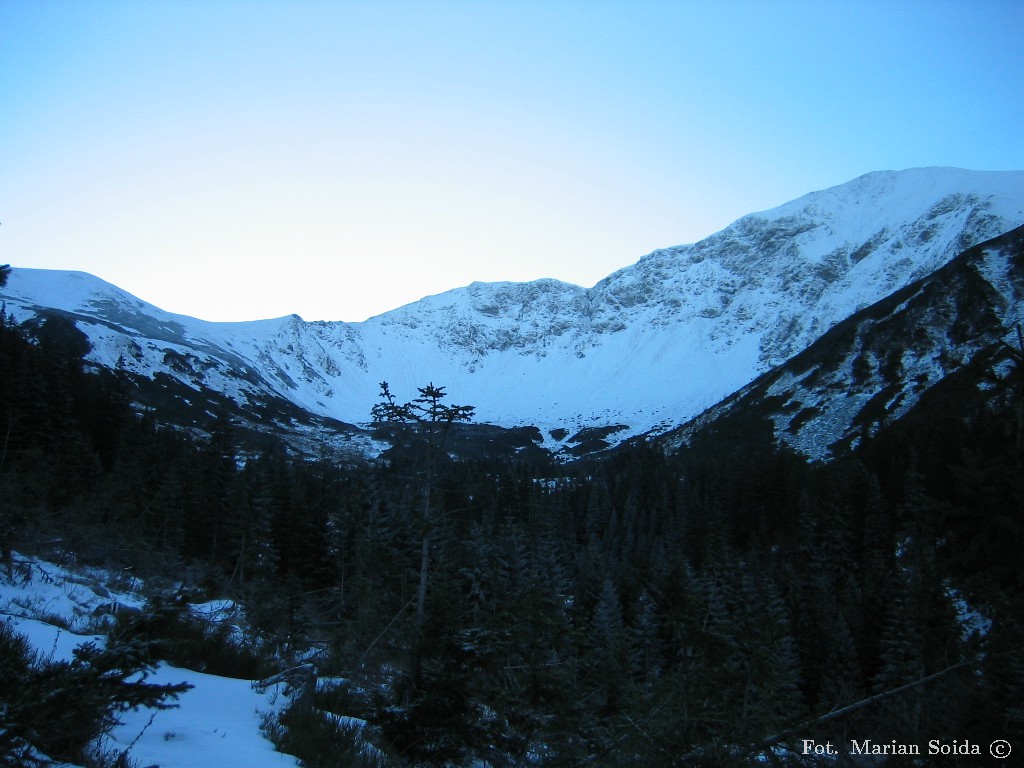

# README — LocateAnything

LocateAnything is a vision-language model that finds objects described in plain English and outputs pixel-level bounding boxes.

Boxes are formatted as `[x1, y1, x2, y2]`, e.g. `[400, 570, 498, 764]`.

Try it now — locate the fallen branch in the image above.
[749, 656, 978, 758]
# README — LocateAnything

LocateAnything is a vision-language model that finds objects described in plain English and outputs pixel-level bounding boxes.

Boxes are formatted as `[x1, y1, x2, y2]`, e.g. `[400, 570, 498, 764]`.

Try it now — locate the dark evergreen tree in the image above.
[0, 622, 190, 765]
[627, 588, 662, 697]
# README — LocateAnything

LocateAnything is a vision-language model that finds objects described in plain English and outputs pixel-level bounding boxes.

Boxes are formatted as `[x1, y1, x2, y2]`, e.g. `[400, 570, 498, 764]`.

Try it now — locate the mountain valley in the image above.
[4, 167, 1024, 459]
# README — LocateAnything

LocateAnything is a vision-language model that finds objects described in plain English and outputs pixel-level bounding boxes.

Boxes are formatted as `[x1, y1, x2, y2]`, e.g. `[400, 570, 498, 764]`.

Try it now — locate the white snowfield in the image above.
[3, 167, 1024, 449]
[0, 555, 301, 768]
[106, 666, 297, 768]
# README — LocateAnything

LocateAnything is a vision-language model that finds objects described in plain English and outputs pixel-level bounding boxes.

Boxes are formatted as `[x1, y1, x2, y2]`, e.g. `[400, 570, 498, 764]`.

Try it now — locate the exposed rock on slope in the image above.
[662, 225, 1024, 460]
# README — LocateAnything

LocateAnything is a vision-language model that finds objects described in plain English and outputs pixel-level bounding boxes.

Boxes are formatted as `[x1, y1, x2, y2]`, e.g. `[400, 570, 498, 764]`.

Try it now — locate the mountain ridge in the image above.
[4, 167, 1024, 456]
[656, 223, 1024, 461]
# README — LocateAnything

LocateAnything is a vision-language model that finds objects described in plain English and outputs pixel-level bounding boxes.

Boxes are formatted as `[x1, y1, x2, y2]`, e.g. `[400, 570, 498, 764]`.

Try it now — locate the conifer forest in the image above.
[1, 304, 1022, 766]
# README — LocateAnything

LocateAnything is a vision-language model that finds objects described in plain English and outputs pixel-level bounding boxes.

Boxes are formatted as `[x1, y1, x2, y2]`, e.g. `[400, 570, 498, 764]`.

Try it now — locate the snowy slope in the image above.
[0, 555, 300, 768]
[662, 224, 1024, 460]
[4, 167, 1024, 452]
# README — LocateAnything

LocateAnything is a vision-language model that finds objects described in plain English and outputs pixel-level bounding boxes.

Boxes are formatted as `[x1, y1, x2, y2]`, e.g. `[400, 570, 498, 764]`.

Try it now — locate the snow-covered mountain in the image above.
[660, 224, 1024, 460]
[4, 167, 1024, 456]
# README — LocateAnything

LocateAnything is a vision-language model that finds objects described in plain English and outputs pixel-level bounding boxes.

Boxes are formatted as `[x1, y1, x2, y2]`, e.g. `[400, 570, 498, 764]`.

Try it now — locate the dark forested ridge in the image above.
[1, 299, 1022, 767]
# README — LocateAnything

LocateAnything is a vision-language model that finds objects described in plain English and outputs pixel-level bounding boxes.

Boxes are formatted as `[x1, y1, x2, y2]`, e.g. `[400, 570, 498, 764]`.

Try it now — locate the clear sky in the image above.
[2, 0, 1022, 322]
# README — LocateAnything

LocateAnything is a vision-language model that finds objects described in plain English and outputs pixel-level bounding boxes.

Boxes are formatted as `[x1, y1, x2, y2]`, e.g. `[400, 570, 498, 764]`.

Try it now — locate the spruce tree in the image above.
[369, 382, 473, 707]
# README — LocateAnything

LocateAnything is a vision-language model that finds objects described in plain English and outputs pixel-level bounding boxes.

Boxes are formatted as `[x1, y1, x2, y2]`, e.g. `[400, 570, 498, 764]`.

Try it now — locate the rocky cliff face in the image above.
[662, 225, 1024, 461]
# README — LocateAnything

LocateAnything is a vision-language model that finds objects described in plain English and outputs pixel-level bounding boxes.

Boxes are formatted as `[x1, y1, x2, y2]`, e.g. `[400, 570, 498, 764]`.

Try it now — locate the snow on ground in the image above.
[0, 553, 300, 768]
[103, 664, 296, 768]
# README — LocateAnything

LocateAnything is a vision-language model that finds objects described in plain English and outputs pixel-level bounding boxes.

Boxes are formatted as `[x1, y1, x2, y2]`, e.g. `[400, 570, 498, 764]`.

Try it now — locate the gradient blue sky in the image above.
[2, 0, 1022, 322]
